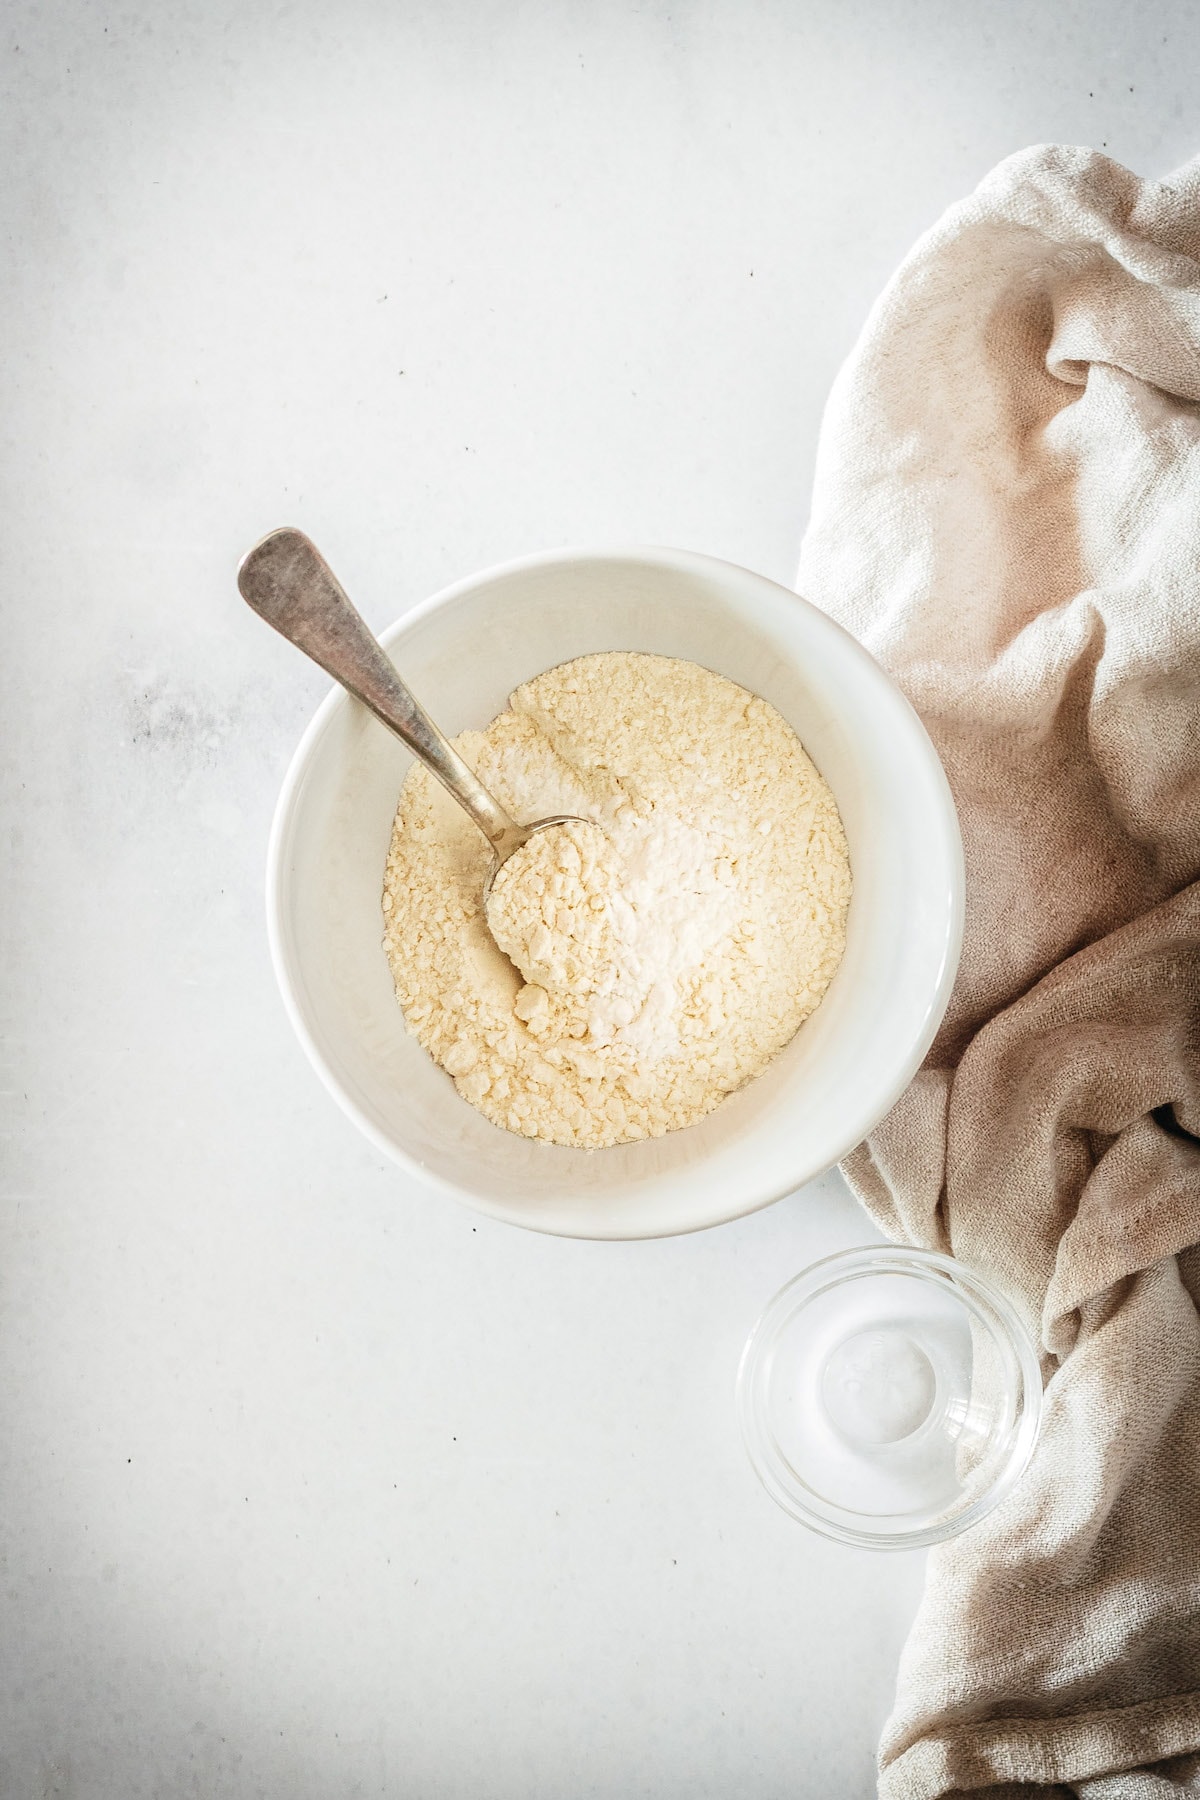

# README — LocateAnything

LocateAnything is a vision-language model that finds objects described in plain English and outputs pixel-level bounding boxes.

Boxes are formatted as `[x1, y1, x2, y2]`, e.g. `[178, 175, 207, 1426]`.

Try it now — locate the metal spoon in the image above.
[238, 527, 585, 896]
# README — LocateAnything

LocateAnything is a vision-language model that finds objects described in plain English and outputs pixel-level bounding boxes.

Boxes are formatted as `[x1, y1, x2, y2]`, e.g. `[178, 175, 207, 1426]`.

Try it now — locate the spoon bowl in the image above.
[481, 814, 588, 904]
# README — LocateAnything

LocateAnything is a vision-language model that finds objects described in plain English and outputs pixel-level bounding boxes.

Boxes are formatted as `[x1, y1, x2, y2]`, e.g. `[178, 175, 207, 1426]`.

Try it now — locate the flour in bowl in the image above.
[382, 652, 851, 1148]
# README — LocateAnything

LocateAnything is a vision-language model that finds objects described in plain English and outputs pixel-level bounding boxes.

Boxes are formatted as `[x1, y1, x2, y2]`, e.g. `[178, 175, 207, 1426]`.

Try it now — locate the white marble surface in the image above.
[1, 3, 1196, 1796]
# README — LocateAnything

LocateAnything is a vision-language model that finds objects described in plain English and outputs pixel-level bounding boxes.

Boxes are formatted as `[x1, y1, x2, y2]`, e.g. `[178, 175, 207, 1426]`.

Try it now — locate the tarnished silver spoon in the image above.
[238, 527, 585, 896]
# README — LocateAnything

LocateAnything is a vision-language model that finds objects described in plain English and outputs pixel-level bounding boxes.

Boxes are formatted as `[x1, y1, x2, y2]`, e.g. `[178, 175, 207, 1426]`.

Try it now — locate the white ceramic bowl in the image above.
[266, 545, 963, 1239]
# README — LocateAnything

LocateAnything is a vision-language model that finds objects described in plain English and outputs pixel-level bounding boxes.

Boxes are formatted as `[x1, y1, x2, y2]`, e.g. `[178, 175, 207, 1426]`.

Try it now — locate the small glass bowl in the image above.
[736, 1245, 1042, 1548]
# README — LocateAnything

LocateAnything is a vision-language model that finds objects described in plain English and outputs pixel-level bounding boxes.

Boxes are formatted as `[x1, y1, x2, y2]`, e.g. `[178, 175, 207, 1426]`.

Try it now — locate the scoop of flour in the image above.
[485, 820, 647, 1045]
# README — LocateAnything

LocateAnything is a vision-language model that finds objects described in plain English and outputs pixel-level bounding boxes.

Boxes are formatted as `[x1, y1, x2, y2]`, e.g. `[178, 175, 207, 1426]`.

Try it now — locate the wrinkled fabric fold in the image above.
[797, 144, 1200, 1798]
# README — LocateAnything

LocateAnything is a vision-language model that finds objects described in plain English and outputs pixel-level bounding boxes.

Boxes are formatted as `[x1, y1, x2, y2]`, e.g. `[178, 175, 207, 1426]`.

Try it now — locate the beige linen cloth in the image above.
[797, 145, 1200, 1799]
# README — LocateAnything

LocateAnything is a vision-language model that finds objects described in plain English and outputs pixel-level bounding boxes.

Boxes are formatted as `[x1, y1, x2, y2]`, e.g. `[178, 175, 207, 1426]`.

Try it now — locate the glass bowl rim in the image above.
[736, 1242, 1044, 1549]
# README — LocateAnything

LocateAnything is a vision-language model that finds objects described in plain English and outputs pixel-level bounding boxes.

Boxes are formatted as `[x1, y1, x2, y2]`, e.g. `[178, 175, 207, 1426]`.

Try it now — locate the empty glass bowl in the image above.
[736, 1245, 1043, 1548]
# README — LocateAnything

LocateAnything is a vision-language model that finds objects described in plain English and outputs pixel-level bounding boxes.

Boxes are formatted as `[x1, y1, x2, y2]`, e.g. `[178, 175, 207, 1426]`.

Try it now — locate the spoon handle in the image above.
[238, 527, 520, 851]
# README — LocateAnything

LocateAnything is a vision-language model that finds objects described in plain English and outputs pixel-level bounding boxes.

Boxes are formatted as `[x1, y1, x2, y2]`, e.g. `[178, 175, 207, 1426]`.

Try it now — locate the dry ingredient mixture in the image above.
[382, 652, 851, 1148]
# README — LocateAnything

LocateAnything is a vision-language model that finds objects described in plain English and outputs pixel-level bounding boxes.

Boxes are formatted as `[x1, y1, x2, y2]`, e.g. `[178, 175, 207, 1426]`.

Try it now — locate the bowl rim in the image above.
[735, 1244, 1044, 1547]
[264, 541, 965, 1238]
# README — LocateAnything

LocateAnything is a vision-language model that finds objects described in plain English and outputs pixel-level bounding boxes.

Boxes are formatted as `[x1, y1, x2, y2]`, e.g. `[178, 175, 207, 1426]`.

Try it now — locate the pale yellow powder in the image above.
[381, 651, 851, 1149]
[486, 819, 640, 1046]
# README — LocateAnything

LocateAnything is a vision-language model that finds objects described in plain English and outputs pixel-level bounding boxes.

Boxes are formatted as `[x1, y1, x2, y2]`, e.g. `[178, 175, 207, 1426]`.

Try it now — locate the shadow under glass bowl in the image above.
[736, 1245, 1043, 1548]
